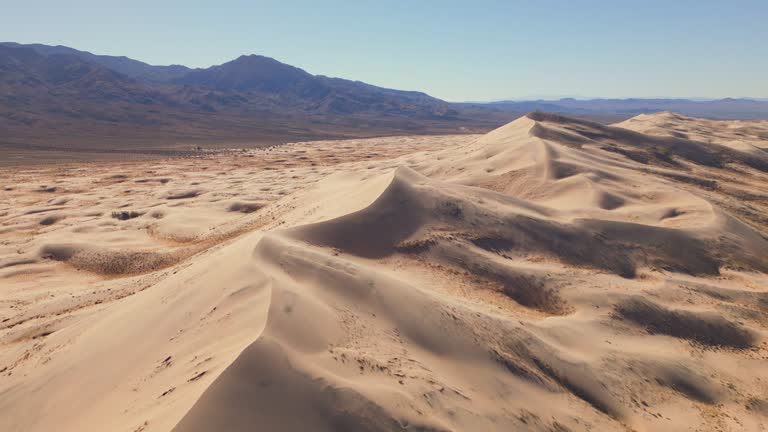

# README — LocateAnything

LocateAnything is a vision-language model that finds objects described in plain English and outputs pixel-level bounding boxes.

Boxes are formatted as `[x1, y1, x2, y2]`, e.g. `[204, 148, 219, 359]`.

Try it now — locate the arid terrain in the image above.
[1, 112, 768, 432]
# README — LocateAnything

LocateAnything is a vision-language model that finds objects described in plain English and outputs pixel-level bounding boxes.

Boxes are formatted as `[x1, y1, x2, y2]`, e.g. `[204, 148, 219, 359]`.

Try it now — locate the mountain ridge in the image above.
[2, 41, 768, 162]
[478, 97, 768, 119]
[1, 42, 510, 158]
[0, 41, 192, 82]
[6, 41, 768, 120]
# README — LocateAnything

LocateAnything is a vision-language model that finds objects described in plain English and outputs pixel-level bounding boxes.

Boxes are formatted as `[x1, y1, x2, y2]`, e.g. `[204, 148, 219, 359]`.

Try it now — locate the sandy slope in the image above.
[1, 114, 767, 432]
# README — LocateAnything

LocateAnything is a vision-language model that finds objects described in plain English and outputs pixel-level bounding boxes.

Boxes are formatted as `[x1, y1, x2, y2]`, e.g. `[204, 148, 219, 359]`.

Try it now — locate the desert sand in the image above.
[1, 112, 767, 432]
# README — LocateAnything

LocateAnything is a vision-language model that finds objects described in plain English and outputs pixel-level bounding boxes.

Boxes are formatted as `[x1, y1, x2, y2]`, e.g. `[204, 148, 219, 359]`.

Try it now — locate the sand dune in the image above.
[1, 114, 767, 431]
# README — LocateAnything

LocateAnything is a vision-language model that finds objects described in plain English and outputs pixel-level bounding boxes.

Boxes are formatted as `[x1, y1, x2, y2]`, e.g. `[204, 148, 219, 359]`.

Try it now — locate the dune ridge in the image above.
[1, 113, 767, 431]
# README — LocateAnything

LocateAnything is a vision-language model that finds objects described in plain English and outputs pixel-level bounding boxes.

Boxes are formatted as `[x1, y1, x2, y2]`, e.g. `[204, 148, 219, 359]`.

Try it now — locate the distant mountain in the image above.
[177, 55, 317, 92]
[0, 44, 182, 130]
[479, 98, 768, 120]
[0, 42, 191, 82]
[0, 43, 508, 154]
[2, 42, 452, 117]
[3, 41, 767, 158]
[174, 54, 452, 117]
[0, 45, 167, 101]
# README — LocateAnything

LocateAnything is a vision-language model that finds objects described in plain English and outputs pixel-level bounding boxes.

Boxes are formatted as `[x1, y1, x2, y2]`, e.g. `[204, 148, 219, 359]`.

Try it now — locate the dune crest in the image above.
[1, 114, 767, 431]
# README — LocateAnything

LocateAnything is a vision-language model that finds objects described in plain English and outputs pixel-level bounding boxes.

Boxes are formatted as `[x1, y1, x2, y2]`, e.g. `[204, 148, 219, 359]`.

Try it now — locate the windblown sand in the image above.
[1, 113, 767, 431]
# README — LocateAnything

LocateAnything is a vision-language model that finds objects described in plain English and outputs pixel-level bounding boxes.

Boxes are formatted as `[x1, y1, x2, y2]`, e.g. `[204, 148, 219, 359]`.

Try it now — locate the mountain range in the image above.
[0, 42, 508, 156]
[2, 42, 768, 158]
[477, 98, 768, 120]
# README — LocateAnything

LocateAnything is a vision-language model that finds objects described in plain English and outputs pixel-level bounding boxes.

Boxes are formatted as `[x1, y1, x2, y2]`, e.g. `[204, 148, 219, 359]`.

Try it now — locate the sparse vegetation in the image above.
[111, 210, 143, 221]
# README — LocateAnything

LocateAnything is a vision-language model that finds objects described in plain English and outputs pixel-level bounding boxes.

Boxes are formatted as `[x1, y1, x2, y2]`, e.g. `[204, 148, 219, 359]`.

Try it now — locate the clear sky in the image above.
[2, 0, 767, 101]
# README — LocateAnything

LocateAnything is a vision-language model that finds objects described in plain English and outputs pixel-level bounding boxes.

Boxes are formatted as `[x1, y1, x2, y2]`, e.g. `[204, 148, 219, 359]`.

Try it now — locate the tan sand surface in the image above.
[1, 114, 767, 432]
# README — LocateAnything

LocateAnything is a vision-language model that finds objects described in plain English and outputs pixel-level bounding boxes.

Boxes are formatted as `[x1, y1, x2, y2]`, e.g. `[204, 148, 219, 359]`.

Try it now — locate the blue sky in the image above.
[2, 0, 767, 101]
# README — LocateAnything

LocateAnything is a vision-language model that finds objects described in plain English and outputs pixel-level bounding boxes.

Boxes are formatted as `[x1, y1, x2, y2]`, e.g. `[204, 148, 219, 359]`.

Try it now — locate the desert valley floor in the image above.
[1, 112, 768, 432]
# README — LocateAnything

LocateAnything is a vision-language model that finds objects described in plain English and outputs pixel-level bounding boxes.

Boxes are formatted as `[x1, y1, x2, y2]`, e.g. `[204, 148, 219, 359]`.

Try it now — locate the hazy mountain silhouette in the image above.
[2, 41, 767, 158]
[480, 97, 768, 119]
[0, 43, 507, 154]
[0, 42, 191, 82]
